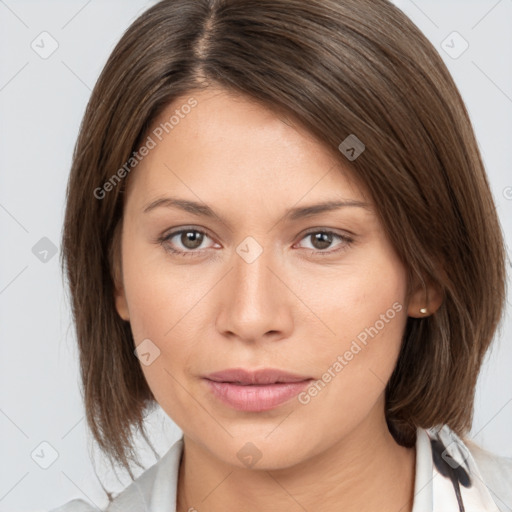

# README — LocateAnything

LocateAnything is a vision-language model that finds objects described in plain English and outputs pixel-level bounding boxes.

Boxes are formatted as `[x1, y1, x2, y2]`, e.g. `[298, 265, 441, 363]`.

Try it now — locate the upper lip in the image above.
[204, 368, 313, 385]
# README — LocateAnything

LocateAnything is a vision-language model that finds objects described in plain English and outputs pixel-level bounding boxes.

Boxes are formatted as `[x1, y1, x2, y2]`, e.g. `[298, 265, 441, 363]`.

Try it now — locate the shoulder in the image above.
[464, 438, 512, 510]
[48, 499, 99, 512]
[48, 436, 184, 512]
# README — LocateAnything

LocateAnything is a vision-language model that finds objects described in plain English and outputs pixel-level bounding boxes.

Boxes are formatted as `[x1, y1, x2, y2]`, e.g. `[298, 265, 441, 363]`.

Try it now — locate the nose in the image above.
[215, 241, 294, 343]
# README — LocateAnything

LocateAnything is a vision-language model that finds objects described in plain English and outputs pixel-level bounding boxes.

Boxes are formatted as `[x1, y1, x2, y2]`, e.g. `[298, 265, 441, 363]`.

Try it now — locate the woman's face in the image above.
[114, 87, 423, 469]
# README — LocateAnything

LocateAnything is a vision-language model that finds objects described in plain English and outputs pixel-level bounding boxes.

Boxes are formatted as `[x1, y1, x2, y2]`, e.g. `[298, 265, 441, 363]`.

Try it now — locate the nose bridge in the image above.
[232, 236, 278, 311]
[216, 236, 292, 340]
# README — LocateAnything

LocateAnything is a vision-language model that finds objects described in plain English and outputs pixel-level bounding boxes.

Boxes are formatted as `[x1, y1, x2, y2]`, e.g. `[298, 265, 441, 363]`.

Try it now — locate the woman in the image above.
[53, 0, 511, 510]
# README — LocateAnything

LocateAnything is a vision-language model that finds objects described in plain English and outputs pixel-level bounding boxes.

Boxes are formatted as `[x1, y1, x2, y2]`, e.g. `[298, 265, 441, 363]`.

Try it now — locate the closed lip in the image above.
[203, 368, 313, 385]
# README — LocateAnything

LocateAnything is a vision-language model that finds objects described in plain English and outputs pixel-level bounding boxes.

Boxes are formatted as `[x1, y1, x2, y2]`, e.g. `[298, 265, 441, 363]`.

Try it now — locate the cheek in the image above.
[297, 247, 408, 406]
[294, 281, 407, 441]
[120, 230, 189, 342]
[120, 238, 206, 391]
[306, 250, 408, 356]
[124, 265, 198, 418]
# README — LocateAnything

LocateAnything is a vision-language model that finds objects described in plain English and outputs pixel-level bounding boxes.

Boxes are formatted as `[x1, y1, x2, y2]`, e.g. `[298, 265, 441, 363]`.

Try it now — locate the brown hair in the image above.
[61, 0, 507, 482]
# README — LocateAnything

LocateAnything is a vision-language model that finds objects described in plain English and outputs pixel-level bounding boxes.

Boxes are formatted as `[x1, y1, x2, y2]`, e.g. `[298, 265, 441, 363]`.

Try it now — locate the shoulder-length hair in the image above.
[61, 0, 507, 479]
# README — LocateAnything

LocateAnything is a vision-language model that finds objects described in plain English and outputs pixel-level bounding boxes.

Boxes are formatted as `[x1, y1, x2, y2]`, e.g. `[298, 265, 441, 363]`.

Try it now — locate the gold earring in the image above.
[419, 307, 428, 314]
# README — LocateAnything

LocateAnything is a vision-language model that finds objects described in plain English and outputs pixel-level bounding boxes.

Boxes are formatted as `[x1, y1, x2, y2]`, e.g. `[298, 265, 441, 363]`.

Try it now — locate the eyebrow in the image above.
[143, 196, 371, 224]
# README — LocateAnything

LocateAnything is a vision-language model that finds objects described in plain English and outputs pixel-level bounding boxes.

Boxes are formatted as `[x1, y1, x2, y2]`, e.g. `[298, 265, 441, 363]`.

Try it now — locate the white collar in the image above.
[414, 425, 502, 512]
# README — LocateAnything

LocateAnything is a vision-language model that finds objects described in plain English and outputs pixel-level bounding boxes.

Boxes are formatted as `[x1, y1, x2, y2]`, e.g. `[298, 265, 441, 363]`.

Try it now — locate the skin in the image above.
[114, 87, 442, 512]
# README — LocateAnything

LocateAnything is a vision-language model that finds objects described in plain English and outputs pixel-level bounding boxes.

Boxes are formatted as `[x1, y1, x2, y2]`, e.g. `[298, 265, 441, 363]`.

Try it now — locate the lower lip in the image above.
[204, 379, 312, 412]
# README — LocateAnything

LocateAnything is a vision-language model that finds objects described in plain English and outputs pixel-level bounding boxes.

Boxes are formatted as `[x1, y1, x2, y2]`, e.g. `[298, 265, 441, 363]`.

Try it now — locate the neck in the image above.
[176, 410, 416, 512]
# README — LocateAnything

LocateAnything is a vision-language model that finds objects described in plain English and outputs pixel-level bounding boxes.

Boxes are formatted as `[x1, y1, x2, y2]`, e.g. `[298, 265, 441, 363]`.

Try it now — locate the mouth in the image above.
[204, 367, 313, 385]
[202, 368, 314, 411]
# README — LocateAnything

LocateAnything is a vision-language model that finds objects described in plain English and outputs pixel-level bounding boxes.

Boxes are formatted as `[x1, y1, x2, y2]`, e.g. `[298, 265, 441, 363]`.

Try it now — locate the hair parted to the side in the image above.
[61, 0, 507, 483]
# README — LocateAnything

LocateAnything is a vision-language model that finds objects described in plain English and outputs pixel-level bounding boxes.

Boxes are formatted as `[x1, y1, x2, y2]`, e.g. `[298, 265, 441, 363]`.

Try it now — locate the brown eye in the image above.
[180, 230, 204, 249]
[296, 230, 354, 256]
[160, 227, 217, 257]
[309, 232, 333, 250]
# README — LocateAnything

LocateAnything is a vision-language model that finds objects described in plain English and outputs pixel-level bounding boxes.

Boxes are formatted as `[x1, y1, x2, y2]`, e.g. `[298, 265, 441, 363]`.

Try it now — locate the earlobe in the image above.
[407, 276, 444, 318]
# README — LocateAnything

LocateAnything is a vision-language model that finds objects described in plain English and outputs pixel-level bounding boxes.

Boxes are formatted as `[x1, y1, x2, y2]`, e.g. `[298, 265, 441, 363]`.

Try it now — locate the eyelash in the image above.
[157, 227, 354, 258]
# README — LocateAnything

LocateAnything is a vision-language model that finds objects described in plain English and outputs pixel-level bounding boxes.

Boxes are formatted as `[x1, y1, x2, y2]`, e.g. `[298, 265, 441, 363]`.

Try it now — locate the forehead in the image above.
[125, 88, 370, 212]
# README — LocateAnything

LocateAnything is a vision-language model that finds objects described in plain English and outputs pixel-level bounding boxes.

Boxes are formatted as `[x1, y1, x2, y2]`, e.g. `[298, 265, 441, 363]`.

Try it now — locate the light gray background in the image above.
[0, 1, 511, 510]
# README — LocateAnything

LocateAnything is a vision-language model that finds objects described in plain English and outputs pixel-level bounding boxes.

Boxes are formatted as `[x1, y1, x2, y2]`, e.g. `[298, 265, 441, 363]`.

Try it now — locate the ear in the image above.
[111, 222, 130, 322]
[114, 282, 130, 321]
[407, 274, 444, 318]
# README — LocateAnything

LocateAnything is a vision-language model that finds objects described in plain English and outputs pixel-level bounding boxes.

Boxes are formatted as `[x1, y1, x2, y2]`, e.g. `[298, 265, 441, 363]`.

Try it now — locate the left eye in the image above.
[295, 231, 352, 253]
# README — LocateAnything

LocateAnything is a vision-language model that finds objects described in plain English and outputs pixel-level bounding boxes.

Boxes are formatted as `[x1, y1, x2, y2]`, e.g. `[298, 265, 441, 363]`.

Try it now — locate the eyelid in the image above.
[298, 226, 355, 240]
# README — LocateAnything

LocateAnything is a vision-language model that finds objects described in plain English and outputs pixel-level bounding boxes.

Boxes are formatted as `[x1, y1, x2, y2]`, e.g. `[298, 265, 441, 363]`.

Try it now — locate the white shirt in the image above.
[50, 425, 512, 512]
